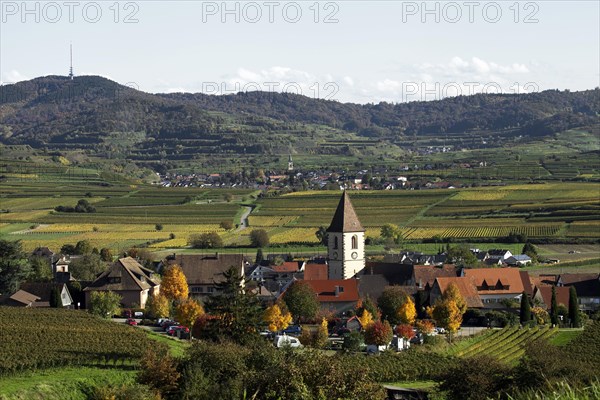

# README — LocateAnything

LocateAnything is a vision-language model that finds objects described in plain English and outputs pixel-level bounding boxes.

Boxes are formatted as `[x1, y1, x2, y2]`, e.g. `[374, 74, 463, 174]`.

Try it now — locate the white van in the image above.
[274, 334, 302, 348]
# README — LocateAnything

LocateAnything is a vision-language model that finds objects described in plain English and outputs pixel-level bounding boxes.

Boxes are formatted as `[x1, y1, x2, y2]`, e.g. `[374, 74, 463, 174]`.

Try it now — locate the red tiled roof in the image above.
[304, 279, 359, 302]
[463, 268, 525, 295]
[413, 264, 456, 288]
[272, 262, 300, 273]
[434, 277, 483, 308]
[304, 263, 328, 280]
[536, 286, 571, 308]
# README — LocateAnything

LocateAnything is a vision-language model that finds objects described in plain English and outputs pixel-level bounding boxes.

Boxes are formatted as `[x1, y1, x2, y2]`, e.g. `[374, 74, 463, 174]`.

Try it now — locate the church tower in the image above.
[327, 191, 365, 280]
[287, 154, 294, 172]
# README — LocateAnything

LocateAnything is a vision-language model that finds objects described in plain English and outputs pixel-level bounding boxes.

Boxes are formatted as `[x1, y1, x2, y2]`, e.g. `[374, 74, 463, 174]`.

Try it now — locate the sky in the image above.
[1, 0, 599, 103]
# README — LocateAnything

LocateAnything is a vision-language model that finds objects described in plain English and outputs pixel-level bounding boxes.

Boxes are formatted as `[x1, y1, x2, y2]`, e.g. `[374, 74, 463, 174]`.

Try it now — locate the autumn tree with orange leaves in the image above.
[430, 282, 466, 340]
[161, 264, 189, 301]
[397, 295, 417, 325]
[176, 298, 204, 335]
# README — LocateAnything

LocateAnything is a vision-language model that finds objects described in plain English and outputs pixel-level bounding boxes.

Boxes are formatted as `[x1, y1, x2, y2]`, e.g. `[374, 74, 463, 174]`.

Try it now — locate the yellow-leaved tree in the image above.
[357, 309, 374, 330]
[161, 264, 189, 301]
[397, 295, 417, 325]
[175, 298, 204, 334]
[151, 293, 171, 319]
[431, 282, 466, 340]
[263, 303, 293, 332]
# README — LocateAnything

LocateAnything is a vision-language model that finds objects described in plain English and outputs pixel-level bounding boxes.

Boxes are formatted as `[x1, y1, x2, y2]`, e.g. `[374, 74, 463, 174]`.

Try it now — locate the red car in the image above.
[126, 318, 138, 326]
[167, 326, 189, 336]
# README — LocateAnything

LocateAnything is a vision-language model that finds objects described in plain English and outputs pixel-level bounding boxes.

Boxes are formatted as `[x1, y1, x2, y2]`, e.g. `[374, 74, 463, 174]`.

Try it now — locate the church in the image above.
[327, 191, 366, 280]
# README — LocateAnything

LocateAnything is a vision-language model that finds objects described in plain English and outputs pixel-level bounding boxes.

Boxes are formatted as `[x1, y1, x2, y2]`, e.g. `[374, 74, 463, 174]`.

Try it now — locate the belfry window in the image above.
[334, 236, 339, 249]
[351, 235, 358, 249]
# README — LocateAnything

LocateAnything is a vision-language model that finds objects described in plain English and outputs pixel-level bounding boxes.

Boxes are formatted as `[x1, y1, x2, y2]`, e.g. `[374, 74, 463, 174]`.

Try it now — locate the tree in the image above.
[395, 324, 416, 340]
[531, 306, 550, 325]
[219, 220, 233, 230]
[155, 223, 164, 231]
[430, 282, 466, 338]
[520, 292, 532, 324]
[69, 253, 106, 281]
[263, 302, 293, 332]
[189, 232, 223, 249]
[161, 264, 189, 301]
[223, 193, 233, 202]
[315, 226, 328, 246]
[522, 242, 538, 262]
[397, 295, 417, 325]
[138, 347, 180, 397]
[357, 295, 380, 321]
[416, 319, 435, 335]
[150, 293, 171, 319]
[176, 298, 205, 334]
[568, 286, 581, 328]
[364, 320, 393, 346]
[380, 223, 399, 240]
[60, 244, 77, 255]
[29, 255, 53, 282]
[255, 248, 264, 264]
[447, 245, 477, 265]
[550, 285, 559, 326]
[250, 229, 269, 248]
[99, 247, 113, 262]
[49, 287, 62, 308]
[282, 281, 319, 323]
[89, 291, 122, 318]
[357, 309, 374, 329]
[378, 286, 409, 325]
[314, 318, 329, 349]
[74, 240, 92, 255]
[203, 266, 263, 345]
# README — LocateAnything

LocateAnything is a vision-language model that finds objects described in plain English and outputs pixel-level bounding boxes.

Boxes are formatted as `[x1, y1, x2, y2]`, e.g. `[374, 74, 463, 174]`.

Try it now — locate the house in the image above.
[166, 253, 247, 298]
[557, 273, 600, 312]
[506, 255, 532, 267]
[532, 286, 571, 311]
[487, 249, 513, 262]
[1, 290, 43, 307]
[83, 257, 160, 309]
[19, 282, 73, 308]
[304, 263, 329, 281]
[363, 262, 414, 286]
[271, 261, 304, 288]
[430, 277, 483, 308]
[412, 264, 457, 291]
[303, 279, 360, 315]
[462, 268, 526, 308]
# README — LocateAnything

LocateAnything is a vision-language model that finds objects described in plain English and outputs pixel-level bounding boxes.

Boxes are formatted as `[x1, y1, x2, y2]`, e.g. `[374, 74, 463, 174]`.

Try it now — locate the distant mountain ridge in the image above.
[0, 75, 598, 150]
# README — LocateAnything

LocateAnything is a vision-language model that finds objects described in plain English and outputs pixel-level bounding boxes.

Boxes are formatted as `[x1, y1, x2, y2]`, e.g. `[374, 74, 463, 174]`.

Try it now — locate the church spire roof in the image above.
[327, 190, 364, 233]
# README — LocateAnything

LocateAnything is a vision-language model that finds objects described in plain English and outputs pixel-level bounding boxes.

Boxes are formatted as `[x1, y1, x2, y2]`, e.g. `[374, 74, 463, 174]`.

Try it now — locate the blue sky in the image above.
[1, 1, 599, 103]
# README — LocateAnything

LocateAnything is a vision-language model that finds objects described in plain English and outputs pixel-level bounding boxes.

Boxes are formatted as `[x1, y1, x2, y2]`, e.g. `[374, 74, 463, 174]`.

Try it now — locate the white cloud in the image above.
[1, 70, 28, 84]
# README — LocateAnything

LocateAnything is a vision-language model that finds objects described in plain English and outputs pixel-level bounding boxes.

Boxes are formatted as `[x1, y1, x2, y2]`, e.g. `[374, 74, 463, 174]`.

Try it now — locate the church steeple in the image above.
[327, 190, 364, 233]
[327, 190, 365, 280]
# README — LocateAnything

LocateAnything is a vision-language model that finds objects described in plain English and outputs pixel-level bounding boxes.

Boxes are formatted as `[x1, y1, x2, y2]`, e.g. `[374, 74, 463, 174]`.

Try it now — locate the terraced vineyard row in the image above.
[450, 326, 558, 365]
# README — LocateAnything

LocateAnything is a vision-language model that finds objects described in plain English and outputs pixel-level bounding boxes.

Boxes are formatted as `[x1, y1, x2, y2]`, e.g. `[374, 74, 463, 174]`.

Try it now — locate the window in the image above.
[351, 235, 358, 249]
[207, 287, 214, 293]
[334, 236, 338, 249]
[108, 277, 121, 284]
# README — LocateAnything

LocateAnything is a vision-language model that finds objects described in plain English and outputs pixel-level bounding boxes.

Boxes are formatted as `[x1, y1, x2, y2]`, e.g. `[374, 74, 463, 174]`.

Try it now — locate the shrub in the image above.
[250, 229, 270, 248]
[343, 331, 364, 352]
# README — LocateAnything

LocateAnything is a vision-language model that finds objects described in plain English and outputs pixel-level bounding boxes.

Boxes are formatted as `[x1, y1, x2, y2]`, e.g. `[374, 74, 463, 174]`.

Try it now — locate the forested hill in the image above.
[0, 75, 598, 147]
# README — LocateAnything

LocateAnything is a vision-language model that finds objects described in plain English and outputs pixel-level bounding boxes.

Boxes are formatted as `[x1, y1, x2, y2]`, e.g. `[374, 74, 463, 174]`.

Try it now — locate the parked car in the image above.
[274, 334, 302, 348]
[168, 326, 189, 337]
[126, 318, 137, 326]
[134, 311, 144, 318]
[281, 325, 302, 336]
[122, 309, 132, 318]
[366, 344, 388, 355]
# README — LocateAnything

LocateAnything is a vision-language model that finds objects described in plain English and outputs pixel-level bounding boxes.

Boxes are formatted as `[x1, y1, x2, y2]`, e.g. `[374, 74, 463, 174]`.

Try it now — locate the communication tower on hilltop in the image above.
[68, 44, 74, 80]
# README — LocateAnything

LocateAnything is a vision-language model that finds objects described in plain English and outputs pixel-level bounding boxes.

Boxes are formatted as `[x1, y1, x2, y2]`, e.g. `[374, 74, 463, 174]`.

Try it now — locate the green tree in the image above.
[522, 242, 538, 262]
[250, 229, 269, 248]
[520, 292, 532, 324]
[60, 244, 77, 255]
[568, 286, 581, 328]
[69, 253, 106, 281]
[155, 223, 164, 231]
[50, 286, 62, 308]
[203, 266, 263, 345]
[255, 248, 264, 264]
[282, 281, 319, 323]
[380, 223, 399, 240]
[223, 193, 233, 202]
[378, 286, 409, 325]
[219, 220, 233, 230]
[74, 240, 92, 255]
[89, 291, 122, 318]
[99, 247, 113, 262]
[29, 255, 53, 282]
[447, 245, 478, 265]
[0, 240, 32, 294]
[189, 232, 223, 249]
[315, 226, 328, 246]
[550, 286, 559, 326]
